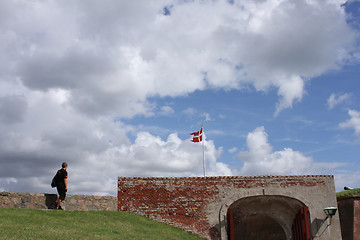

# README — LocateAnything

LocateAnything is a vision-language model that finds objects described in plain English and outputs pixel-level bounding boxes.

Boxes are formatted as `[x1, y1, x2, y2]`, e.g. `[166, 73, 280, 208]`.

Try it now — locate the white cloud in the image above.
[183, 107, 197, 116]
[0, 0, 355, 118]
[228, 147, 238, 154]
[201, 112, 212, 121]
[159, 106, 175, 115]
[237, 126, 352, 181]
[340, 109, 360, 136]
[274, 75, 305, 116]
[238, 126, 314, 175]
[0, 88, 231, 195]
[72, 131, 231, 194]
[327, 93, 352, 109]
[182, 108, 212, 122]
[1, 126, 232, 195]
[335, 170, 360, 190]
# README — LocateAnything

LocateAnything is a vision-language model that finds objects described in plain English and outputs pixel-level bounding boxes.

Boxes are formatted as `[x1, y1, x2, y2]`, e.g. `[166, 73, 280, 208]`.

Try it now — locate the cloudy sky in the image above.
[0, 0, 359, 196]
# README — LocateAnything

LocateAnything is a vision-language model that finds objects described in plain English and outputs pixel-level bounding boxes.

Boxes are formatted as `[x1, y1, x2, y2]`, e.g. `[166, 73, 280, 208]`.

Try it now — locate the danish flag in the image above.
[190, 127, 203, 142]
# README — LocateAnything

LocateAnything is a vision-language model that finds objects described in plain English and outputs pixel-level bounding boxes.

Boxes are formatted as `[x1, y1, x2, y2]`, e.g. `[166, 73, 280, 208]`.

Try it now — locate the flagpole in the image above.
[202, 125, 206, 177]
[190, 125, 206, 177]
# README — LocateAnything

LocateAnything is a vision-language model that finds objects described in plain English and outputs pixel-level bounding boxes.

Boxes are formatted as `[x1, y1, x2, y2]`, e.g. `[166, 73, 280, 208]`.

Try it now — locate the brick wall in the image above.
[338, 197, 360, 240]
[355, 200, 360, 240]
[0, 192, 116, 211]
[118, 175, 340, 240]
[338, 198, 354, 240]
[118, 177, 222, 239]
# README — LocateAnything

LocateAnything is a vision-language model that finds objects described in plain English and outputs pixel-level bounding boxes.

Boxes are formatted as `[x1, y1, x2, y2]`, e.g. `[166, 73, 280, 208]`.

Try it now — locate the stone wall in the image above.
[338, 196, 360, 240]
[118, 175, 341, 240]
[0, 191, 116, 211]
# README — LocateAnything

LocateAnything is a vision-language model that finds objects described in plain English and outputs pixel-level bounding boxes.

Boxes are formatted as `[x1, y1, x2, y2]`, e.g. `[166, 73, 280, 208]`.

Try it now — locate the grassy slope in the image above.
[0, 208, 204, 240]
[336, 188, 360, 199]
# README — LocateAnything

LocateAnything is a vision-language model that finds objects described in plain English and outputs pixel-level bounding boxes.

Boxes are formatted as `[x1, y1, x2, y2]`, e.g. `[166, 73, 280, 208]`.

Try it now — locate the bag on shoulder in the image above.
[51, 171, 58, 188]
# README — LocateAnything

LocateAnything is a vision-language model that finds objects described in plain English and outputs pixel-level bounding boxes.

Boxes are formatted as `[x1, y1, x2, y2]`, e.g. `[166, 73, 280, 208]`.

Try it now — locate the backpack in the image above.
[51, 171, 58, 188]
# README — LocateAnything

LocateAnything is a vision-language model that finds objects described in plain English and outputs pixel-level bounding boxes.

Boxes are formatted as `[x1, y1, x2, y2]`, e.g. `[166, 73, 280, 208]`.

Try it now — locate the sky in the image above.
[0, 0, 359, 196]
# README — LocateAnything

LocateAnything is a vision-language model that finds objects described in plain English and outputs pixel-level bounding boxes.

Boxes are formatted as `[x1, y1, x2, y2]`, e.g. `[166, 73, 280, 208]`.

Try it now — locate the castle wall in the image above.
[118, 175, 342, 240]
[338, 197, 360, 240]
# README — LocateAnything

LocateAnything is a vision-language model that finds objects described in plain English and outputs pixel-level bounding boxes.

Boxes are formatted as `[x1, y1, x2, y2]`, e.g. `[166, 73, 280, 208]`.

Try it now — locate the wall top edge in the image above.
[118, 175, 334, 180]
[337, 195, 360, 201]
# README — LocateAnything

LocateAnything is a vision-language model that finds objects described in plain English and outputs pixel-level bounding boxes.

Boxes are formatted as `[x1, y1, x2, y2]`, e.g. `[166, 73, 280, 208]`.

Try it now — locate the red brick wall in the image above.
[338, 198, 354, 240]
[354, 199, 360, 240]
[118, 176, 332, 239]
[118, 177, 221, 238]
[338, 197, 360, 240]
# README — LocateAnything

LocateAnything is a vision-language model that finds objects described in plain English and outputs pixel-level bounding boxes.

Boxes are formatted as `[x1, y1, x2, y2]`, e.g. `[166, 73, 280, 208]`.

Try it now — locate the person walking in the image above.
[55, 162, 68, 210]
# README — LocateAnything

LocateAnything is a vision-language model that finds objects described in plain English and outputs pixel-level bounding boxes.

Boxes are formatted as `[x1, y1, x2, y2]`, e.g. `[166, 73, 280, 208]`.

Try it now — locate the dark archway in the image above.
[236, 215, 287, 240]
[227, 195, 306, 240]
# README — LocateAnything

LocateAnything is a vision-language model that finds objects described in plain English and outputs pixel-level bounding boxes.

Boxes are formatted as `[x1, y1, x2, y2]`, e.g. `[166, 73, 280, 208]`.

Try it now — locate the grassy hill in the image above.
[0, 208, 204, 240]
[336, 188, 360, 199]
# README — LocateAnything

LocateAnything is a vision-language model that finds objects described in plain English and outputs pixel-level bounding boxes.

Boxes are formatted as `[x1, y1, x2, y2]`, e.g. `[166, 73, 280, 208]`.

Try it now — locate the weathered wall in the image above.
[0, 192, 116, 211]
[338, 197, 360, 240]
[118, 175, 341, 240]
[356, 200, 360, 240]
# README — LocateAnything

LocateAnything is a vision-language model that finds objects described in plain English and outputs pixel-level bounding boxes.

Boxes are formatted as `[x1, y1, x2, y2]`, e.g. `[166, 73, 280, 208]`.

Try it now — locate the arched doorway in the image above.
[226, 195, 307, 240]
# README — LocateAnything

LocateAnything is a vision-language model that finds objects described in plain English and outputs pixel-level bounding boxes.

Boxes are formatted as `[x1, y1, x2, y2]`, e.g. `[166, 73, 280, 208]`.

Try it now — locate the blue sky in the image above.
[0, 0, 359, 195]
[125, 62, 360, 182]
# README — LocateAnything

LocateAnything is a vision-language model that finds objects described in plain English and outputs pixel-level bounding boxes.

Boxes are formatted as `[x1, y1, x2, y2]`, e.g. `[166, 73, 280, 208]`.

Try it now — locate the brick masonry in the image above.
[0, 191, 116, 211]
[338, 196, 360, 240]
[355, 200, 360, 240]
[118, 175, 342, 240]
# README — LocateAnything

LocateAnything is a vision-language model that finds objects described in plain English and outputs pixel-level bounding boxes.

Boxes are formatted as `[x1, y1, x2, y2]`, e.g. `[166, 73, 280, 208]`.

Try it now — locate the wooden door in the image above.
[227, 208, 235, 240]
[292, 206, 312, 240]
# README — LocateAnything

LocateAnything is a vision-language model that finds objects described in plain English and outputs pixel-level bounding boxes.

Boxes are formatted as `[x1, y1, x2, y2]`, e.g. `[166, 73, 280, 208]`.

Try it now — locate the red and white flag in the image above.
[190, 126, 206, 176]
[190, 127, 203, 142]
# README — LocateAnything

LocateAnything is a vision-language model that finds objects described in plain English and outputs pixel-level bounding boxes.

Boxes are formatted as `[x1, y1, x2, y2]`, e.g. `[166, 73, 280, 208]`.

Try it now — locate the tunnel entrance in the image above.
[230, 213, 287, 240]
[227, 195, 308, 240]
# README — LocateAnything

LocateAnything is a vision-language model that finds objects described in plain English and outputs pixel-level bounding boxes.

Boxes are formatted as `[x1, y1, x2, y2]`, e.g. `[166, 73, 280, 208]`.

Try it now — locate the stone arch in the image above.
[220, 195, 306, 240]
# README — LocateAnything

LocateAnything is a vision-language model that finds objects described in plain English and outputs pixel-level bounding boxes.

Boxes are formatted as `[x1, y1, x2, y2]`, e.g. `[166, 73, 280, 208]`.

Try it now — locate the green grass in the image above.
[0, 208, 204, 240]
[336, 188, 360, 199]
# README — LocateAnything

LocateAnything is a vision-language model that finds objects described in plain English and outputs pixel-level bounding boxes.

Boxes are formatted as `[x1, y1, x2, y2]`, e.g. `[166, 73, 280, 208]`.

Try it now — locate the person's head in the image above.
[62, 162, 68, 169]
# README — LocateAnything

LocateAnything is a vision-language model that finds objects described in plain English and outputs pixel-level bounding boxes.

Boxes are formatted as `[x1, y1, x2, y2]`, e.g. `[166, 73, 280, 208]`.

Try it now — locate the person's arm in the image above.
[64, 178, 68, 191]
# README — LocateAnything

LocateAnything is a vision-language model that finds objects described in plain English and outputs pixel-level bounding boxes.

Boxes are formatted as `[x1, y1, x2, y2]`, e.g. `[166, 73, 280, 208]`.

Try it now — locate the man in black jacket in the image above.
[55, 162, 68, 210]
